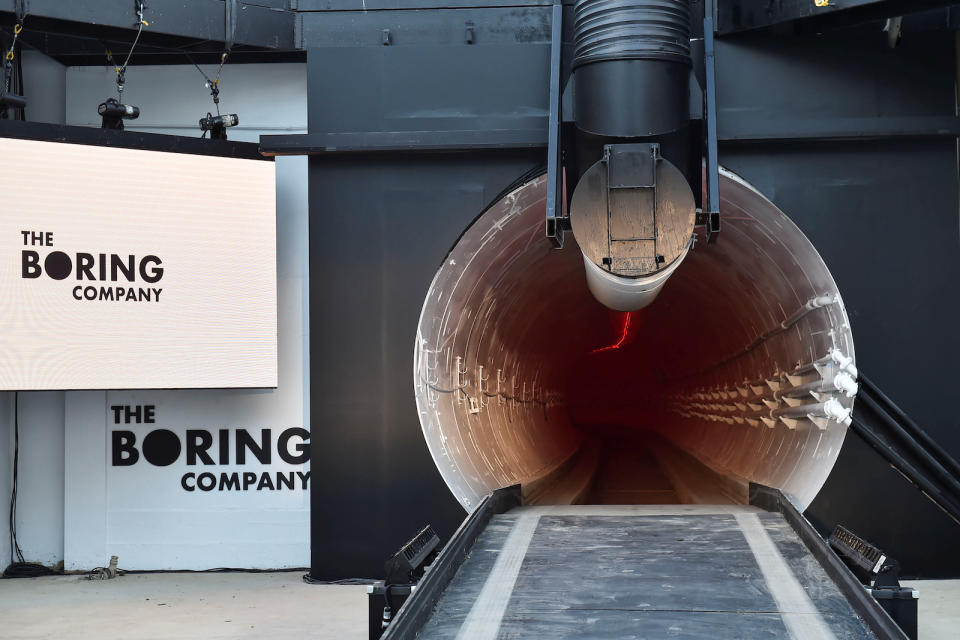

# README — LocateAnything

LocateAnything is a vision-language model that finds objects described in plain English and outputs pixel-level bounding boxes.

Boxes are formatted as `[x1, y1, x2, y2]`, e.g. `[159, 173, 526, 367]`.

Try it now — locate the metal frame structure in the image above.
[0, 119, 268, 159]
[0, 0, 299, 64]
[379, 484, 911, 640]
[702, 0, 721, 240]
[544, 0, 566, 247]
[718, 0, 960, 34]
[260, 129, 547, 156]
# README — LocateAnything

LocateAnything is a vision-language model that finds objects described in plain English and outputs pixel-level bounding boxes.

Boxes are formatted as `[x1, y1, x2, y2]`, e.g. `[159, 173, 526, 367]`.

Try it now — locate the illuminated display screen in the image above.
[0, 136, 278, 390]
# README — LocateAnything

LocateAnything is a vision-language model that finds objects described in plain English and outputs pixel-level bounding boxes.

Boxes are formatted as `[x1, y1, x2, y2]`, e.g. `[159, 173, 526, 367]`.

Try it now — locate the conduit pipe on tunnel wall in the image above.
[414, 169, 856, 511]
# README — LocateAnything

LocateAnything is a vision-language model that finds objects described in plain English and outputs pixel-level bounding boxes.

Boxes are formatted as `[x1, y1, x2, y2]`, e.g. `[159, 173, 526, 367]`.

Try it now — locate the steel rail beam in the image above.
[718, 115, 960, 143]
[0, 0, 297, 50]
[718, 0, 960, 35]
[750, 484, 910, 640]
[260, 129, 547, 155]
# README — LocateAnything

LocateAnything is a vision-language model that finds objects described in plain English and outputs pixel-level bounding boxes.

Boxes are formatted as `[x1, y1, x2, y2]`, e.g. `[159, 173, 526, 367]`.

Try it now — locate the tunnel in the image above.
[414, 169, 856, 512]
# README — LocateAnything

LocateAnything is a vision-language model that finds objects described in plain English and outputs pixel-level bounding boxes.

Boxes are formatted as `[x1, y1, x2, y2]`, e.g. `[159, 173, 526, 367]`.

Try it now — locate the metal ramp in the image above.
[382, 487, 907, 640]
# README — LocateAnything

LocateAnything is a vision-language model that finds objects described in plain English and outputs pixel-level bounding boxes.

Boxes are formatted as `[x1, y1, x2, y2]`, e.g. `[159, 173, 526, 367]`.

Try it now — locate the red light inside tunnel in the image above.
[590, 312, 634, 353]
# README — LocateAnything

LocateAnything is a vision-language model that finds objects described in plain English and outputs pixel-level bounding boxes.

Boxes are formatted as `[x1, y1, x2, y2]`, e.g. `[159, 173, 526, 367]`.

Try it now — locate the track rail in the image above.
[380, 485, 521, 640]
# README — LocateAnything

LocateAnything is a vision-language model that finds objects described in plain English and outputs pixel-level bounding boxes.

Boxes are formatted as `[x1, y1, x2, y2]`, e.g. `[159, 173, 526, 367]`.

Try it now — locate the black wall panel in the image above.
[306, 26, 551, 577]
[716, 30, 960, 577]
[309, 153, 543, 578]
[721, 140, 960, 577]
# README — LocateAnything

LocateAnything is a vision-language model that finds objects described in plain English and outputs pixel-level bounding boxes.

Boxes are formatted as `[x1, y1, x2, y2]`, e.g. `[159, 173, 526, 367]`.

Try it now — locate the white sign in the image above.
[102, 397, 310, 570]
[0, 136, 278, 390]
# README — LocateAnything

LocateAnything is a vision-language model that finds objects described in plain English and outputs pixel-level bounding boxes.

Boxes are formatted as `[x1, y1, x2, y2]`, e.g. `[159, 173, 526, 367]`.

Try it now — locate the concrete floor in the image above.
[914, 579, 960, 640]
[0, 572, 956, 639]
[0, 572, 367, 640]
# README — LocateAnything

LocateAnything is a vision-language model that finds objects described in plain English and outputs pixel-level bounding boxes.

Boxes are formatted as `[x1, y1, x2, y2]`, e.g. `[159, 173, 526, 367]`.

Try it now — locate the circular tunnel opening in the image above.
[414, 169, 856, 512]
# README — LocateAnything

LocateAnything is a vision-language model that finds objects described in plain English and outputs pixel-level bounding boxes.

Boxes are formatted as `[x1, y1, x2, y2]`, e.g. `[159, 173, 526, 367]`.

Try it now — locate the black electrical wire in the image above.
[302, 574, 377, 585]
[3, 562, 55, 578]
[183, 50, 230, 118]
[111, 1, 147, 100]
[4, 393, 56, 579]
[122, 566, 309, 574]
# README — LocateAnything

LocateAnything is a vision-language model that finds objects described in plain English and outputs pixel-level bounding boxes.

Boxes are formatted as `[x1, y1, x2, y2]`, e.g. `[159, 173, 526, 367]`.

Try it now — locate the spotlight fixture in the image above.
[0, 92, 26, 120]
[199, 112, 238, 140]
[98, 98, 140, 130]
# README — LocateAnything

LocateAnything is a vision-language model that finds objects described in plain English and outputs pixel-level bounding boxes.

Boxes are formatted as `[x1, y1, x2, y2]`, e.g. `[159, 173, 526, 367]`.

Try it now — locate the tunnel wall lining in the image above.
[415, 168, 855, 511]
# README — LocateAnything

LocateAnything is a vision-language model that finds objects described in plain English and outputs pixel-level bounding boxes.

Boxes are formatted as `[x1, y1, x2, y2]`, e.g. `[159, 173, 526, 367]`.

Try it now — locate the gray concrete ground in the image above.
[913, 579, 960, 640]
[0, 572, 956, 639]
[0, 572, 367, 640]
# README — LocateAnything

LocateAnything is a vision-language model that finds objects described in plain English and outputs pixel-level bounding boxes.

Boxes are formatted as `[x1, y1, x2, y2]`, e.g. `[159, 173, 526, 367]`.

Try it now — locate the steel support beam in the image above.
[0, 0, 297, 50]
[0, 120, 268, 160]
[545, 0, 566, 247]
[718, 0, 960, 35]
[297, 0, 570, 10]
[260, 129, 547, 156]
[702, 0, 721, 241]
[718, 115, 960, 143]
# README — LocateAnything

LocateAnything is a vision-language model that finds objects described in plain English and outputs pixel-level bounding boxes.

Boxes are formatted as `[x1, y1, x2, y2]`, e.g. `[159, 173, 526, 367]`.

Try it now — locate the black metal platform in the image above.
[381, 487, 908, 640]
[422, 506, 877, 639]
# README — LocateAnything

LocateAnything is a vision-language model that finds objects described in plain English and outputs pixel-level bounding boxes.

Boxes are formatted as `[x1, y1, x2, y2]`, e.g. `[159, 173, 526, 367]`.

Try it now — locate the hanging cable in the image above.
[186, 50, 239, 140]
[1, 18, 27, 120]
[114, 1, 149, 100]
[185, 50, 230, 115]
[4, 392, 56, 578]
[97, 4, 147, 130]
[3, 22, 22, 90]
[210, 51, 229, 116]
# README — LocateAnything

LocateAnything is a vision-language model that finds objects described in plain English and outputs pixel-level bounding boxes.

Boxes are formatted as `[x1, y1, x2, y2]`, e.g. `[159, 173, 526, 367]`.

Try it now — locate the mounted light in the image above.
[98, 98, 139, 130]
[199, 113, 239, 140]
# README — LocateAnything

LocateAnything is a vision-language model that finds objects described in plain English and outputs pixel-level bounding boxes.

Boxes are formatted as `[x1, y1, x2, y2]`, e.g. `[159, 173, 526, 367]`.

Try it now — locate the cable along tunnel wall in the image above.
[414, 169, 856, 512]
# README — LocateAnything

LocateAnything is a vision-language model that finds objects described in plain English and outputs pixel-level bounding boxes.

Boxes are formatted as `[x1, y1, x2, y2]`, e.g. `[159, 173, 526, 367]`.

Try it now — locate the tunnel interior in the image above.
[414, 169, 856, 512]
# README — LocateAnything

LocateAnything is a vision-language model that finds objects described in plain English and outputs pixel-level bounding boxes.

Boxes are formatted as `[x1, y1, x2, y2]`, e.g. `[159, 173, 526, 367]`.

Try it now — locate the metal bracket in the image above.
[133, 0, 145, 28]
[545, 0, 568, 248]
[702, 0, 721, 243]
[224, 0, 237, 52]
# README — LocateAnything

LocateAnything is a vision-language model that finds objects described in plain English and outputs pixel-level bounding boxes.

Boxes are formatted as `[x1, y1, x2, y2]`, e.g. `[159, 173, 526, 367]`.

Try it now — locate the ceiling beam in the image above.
[0, 0, 298, 51]
[717, 0, 959, 35]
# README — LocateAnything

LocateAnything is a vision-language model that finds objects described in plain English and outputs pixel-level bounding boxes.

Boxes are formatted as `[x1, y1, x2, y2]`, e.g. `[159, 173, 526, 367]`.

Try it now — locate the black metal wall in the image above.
[304, 4, 960, 578]
[714, 27, 960, 578]
[305, 28, 554, 578]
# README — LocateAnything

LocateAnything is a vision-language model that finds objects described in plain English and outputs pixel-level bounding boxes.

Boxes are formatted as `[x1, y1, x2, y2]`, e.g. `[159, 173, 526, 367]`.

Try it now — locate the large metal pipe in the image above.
[414, 170, 856, 511]
[572, 0, 692, 138]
